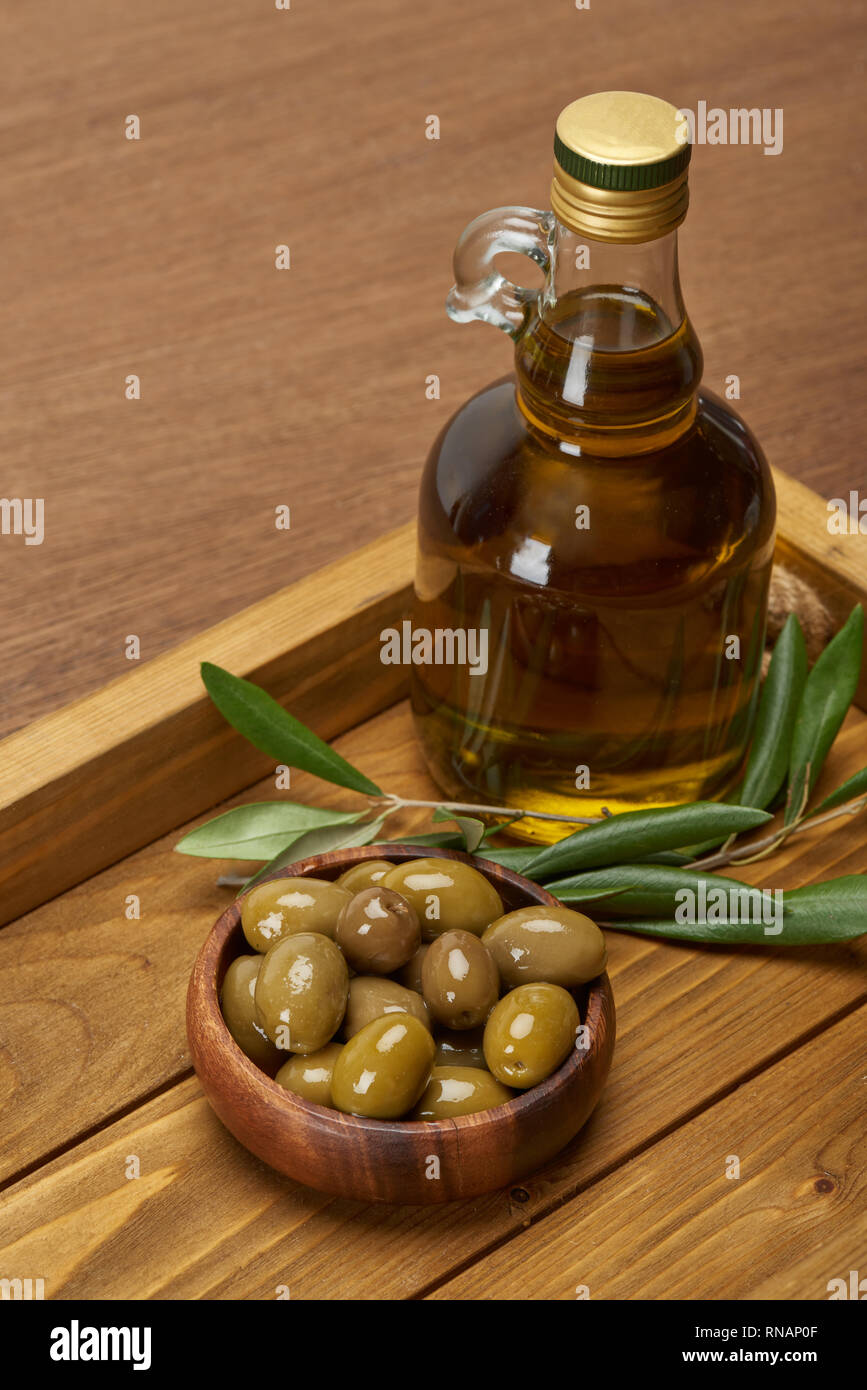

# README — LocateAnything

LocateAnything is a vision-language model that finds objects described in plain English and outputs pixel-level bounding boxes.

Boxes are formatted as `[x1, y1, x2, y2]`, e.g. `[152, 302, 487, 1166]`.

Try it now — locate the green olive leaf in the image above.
[481, 818, 522, 840]
[480, 845, 715, 877]
[634, 851, 695, 866]
[785, 605, 864, 824]
[175, 802, 364, 860]
[775, 875, 867, 943]
[524, 802, 771, 879]
[432, 807, 487, 852]
[201, 662, 383, 797]
[456, 819, 487, 853]
[593, 873, 866, 945]
[809, 764, 867, 817]
[473, 846, 540, 874]
[739, 614, 808, 810]
[546, 862, 786, 920]
[239, 814, 390, 893]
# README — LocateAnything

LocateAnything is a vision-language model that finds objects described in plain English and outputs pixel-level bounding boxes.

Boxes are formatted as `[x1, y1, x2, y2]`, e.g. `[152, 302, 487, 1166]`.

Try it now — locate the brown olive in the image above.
[331, 1015, 435, 1119]
[335, 885, 420, 974]
[274, 1042, 343, 1106]
[336, 859, 395, 894]
[396, 944, 429, 994]
[433, 1026, 487, 1070]
[255, 931, 349, 1055]
[241, 877, 351, 952]
[412, 1066, 514, 1119]
[483, 983, 580, 1088]
[220, 955, 281, 1070]
[343, 976, 430, 1039]
[482, 905, 607, 988]
[422, 930, 499, 1029]
[382, 858, 504, 941]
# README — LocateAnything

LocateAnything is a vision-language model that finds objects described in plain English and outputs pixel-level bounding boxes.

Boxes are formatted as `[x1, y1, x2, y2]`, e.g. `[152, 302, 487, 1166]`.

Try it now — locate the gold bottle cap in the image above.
[551, 92, 691, 243]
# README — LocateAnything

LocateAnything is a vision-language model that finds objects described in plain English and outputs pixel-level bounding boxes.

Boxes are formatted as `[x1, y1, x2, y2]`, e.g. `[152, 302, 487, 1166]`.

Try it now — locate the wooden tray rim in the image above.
[1, 467, 865, 930]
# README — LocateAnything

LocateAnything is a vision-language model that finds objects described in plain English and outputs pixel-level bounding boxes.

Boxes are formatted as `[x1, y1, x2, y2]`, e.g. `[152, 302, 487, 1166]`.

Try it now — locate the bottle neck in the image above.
[544, 222, 687, 338]
[515, 219, 702, 455]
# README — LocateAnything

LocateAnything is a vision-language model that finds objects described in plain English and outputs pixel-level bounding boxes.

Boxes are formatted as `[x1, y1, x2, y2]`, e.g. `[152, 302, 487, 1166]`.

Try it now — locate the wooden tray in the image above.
[0, 466, 865, 1300]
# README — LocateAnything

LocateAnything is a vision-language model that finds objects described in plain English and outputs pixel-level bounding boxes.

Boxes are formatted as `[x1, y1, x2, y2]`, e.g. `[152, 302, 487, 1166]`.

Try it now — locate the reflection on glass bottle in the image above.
[412, 93, 776, 842]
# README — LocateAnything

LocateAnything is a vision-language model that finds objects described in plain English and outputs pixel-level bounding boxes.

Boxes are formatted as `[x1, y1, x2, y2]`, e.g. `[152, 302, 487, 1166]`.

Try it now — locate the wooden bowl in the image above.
[187, 844, 615, 1205]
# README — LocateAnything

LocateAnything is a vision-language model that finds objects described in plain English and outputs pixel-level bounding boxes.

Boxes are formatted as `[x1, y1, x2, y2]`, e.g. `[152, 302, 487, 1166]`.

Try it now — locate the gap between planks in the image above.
[0, 1069, 195, 1200]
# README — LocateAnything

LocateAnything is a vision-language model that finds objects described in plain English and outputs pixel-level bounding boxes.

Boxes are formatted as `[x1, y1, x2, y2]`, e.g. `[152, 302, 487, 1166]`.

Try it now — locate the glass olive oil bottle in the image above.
[411, 92, 776, 843]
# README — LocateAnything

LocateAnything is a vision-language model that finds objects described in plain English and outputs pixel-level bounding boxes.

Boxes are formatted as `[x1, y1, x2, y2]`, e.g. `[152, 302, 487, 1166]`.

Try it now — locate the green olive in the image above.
[343, 976, 430, 1039]
[483, 983, 580, 1088]
[241, 877, 351, 952]
[274, 1042, 343, 1106]
[397, 944, 429, 994]
[335, 886, 420, 974]
[336, 859, 395, 894]
[412, 1066, 514, 1119]
[421, 930, 499, 1029]
[255, 932, 349, 1055]
[433, 1026, 487, 1070]
[220, 955, 281, 1070]
[331, 1015, 435, 1119]
[482, 905, 607, 988]
[382, 858, 504, 942]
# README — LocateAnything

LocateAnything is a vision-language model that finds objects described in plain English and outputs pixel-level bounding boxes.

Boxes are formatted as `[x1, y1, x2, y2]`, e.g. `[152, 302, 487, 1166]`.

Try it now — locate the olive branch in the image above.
[175, 606, 867, 946]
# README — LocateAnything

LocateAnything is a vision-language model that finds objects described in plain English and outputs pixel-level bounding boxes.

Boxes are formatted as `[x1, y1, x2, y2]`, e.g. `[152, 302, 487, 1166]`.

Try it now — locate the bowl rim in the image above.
[187, 842, 613, 1136]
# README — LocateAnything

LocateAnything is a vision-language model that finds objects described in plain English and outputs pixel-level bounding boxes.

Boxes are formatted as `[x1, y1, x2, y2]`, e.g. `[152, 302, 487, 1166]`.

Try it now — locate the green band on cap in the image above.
[553, 133, 691, 191]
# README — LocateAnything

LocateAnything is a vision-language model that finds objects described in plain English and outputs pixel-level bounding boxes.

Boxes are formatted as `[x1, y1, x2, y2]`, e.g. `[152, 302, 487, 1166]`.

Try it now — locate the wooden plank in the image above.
[429, 1006, 867, 1301]
[0, 703, 864, 1295]
[0, 524, 414, 929]
[0, 1078, 336, 1301]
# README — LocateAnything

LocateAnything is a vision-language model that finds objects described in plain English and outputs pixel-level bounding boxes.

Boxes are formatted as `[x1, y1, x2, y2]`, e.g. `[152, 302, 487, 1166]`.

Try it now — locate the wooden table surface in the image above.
[0, 697, 865, 1299]
[2, 0, 865, 737]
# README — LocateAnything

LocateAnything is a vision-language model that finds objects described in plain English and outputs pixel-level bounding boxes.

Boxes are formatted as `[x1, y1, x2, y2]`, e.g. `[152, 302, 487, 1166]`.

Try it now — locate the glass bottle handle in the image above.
[446, 206, 555, 339]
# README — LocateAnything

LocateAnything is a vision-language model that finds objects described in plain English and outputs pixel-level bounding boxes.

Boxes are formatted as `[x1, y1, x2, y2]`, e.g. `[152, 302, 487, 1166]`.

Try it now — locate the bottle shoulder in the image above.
[418, 377, 776, 590]
[422, 376, 774, 506]
[422, 376, 524, 495]
[418, 377, 526, 546]
[694, 387, 773, 482]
